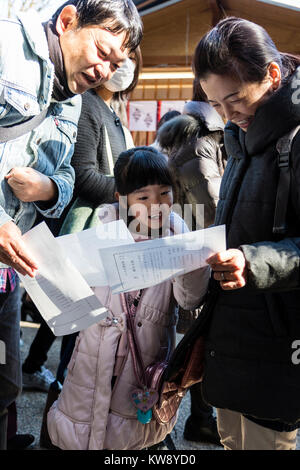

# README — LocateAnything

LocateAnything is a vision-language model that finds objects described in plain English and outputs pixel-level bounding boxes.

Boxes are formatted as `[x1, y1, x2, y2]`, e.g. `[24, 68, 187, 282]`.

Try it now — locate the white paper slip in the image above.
[99, 225, 226, 293]
[19, 222, 108, 336]
[56, 220, 134, 286]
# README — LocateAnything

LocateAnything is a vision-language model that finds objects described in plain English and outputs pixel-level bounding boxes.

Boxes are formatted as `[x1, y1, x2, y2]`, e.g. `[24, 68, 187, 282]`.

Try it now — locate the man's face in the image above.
[57, 7, 129, 94]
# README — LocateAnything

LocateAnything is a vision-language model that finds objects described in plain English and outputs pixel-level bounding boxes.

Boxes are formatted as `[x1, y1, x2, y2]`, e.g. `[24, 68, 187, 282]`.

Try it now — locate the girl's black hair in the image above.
[52, 0, 143, 52]
[193, 17, 300, 88]
[114, 146, 174, 195]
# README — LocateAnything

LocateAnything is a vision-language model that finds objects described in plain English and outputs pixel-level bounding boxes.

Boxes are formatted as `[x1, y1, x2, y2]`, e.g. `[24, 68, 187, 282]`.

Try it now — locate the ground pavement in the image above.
[17, 321, 300, 451]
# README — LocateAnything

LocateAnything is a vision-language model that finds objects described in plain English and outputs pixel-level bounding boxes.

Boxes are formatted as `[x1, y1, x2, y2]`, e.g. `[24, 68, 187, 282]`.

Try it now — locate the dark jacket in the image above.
[71, 89, 129, 205]
[157, 102, 226, 230]
[202, 67, 300, 428]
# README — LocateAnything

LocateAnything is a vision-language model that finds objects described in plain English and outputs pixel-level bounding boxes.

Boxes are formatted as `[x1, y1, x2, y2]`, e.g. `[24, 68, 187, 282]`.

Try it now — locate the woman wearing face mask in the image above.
[69, 49, 141, 207]
[192, 17, 300, 450]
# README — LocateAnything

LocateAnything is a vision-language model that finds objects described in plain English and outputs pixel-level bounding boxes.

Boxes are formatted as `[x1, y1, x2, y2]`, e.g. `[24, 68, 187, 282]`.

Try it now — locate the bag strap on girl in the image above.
[120, 291, 159, 424]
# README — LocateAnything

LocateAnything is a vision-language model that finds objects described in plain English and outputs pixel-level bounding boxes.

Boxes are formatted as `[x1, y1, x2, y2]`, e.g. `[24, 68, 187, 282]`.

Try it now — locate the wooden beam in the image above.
[208, 0, 227, 26]
[136, 0, 157, 10]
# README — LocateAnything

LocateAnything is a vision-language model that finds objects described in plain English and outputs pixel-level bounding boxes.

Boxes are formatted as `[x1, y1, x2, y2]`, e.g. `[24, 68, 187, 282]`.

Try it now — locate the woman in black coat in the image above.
[193, 17, 300, 450]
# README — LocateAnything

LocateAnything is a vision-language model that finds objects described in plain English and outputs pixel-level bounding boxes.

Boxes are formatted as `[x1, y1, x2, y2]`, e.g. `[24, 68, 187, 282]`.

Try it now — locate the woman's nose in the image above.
[223, 103, 235, 121]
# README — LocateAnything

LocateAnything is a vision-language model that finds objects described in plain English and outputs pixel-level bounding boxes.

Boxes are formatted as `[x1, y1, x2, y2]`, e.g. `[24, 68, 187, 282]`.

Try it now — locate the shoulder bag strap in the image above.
[103, 125, 114, 176]
[273, 125, 300, 234]
[120, 291, 147, 388]
[0, 108, 48, 143]
[122, 125, 134, 150]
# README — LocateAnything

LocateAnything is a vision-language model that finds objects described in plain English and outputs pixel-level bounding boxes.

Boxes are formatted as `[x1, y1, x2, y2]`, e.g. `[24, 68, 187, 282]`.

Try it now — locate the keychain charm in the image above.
[131, 388, 158, 423]
[137, 409, 152, 424]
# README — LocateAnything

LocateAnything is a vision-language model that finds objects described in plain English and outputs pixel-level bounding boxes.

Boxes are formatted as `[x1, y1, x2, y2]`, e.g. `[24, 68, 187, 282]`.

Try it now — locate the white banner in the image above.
[129, 101, 157, 131]
[159, 100, 186, 119]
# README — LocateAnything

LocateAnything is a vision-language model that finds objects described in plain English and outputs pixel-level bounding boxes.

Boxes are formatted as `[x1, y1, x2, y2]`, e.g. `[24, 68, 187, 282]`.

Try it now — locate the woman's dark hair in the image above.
[52, 0, 143, 52]
[114, 146, 174, 195]
[192, 77, 208, 102]
[193, 17, 300, 87]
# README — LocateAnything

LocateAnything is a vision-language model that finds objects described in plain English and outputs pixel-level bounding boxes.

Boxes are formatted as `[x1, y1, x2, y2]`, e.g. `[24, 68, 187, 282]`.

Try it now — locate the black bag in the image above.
[162, 284, 218, 385]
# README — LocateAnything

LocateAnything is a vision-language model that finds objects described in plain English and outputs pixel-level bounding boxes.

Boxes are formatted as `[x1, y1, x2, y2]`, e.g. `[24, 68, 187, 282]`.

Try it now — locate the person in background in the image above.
[156, 79, 226, 446]
[0, 0, 142, 450]
[151, 110, 181, 157]
[70, 47, 142, 206]
[194, 16, 300, 450]
[157, 80, 226, 231]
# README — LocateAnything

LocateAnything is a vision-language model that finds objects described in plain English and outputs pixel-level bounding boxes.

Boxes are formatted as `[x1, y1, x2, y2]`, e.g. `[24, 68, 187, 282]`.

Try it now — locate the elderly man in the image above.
[0, 0, 142, 449]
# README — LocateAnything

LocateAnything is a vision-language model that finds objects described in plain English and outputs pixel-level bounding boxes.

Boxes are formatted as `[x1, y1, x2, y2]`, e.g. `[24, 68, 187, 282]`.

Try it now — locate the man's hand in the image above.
[206, 248, 247, 290]
[0, 221, 37, 277]
[5, 167, 58, 202]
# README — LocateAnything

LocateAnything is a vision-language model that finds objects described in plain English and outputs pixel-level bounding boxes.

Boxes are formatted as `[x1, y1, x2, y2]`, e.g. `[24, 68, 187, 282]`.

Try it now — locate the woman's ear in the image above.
[56, 5, 78, 36]
[268, 62, 282, 91]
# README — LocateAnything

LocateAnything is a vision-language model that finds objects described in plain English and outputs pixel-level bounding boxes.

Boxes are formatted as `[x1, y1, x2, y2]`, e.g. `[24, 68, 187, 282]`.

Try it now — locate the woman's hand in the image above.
[5, 167, 58, 202]
[206, 248, 247, 290]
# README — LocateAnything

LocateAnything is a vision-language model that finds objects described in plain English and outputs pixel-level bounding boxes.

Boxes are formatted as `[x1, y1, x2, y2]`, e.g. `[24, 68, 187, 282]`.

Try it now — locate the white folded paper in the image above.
[56, 220, 134, 286]
[19, 222, 226, 334]
[99, 225, 226, 293]
[19, 222, 108, 336]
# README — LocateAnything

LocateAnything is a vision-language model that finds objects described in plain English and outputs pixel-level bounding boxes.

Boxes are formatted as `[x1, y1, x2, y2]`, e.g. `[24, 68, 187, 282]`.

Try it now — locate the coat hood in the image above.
[183, 101, 225, 132]
[157, 101, 224, 153]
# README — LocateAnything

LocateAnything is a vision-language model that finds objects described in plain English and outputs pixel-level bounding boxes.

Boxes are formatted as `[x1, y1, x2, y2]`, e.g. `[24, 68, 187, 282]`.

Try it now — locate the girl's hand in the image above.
[206, 249, 247, 290]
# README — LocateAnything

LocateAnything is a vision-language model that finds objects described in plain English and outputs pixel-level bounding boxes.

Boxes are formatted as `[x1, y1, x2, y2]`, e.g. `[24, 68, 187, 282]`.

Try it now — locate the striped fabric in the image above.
[0, 268, 17, 293]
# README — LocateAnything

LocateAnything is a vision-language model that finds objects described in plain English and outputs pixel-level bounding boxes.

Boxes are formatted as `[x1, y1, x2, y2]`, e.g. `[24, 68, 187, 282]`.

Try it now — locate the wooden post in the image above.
[208, 0, 227, 26]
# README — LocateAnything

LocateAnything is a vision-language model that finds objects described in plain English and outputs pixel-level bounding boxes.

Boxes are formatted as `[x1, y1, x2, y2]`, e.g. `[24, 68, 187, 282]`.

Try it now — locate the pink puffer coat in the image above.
[47, 205, 209, 450]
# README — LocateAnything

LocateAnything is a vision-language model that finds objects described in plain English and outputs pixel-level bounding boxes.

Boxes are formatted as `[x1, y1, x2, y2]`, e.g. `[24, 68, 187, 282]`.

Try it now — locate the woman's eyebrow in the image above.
[208, 91, 239, 103]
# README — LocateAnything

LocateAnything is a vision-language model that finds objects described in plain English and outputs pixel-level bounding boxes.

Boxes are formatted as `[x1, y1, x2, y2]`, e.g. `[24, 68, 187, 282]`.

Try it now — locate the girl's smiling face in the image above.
[118, 184, 173, 232]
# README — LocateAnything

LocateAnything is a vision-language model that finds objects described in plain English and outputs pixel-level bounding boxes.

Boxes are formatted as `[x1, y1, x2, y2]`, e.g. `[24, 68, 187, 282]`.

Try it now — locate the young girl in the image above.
[47, 146, 209, 450]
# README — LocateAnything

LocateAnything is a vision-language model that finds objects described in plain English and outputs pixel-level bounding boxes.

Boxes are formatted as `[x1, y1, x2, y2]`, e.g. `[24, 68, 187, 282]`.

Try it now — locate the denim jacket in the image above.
[0, 12, 82, 253]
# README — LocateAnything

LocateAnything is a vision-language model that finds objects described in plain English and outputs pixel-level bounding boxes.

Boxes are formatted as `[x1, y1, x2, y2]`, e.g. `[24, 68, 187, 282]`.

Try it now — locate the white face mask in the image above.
[104, 58, 135, 93]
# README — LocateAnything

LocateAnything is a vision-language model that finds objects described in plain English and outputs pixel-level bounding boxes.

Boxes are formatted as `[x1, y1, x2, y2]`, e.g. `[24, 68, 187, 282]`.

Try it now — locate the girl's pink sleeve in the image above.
[172, 266, 210, 310]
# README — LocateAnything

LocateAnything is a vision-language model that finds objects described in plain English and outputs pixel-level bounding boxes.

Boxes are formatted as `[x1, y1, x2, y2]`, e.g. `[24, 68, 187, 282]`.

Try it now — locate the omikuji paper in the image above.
[56, 220, 134, 287]
[99, 225, 226, 293]
[19, 222, 108, 336]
